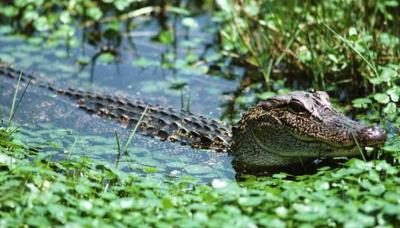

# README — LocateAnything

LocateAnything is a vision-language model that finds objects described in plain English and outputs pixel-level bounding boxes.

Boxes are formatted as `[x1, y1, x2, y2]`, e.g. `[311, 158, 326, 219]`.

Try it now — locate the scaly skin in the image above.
[230, 91, 387, 170]
[0, 64, 387, 170]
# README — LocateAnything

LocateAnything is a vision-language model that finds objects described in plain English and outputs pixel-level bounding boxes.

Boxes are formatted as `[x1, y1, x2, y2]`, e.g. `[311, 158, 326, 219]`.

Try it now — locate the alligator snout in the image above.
[357, 126, 387, 146]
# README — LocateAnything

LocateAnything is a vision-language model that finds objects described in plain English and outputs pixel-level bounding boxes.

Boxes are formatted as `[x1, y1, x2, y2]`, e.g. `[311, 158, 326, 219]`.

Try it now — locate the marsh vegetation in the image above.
[0, 0, 399, 226]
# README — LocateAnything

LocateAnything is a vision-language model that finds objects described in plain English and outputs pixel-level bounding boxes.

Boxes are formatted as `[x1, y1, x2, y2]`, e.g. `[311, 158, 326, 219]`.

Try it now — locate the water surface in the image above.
[0, 12, 239, 180]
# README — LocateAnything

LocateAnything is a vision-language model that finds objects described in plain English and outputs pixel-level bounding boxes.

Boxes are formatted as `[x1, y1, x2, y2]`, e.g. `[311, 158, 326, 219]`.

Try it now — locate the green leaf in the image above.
[79, 200, 93, 211]
[216, 0, 233, 14]
[382, 136, 400, 152]
[387, 88, 400, 102]
[98, 53, 116, 63]
[23, 10, 39, 21]
[117, 198, 135, 209]
[114, 0, 131, 11]
[380, 67, 397, 81]
[373, 93, 390, 104]
[156, 30, 174, 44]
[34, 17, 50, 32]
[27, 216, 51, 227]
[132, 57, 152, 68]
[238, 197, 263, 207]
[1, 6, 18, 17]
[352, 98, 372, 108]
[87, 7, 103, 20]
[141, 166, 158, 173]
[383, 102, 396, 115]
[75, 183, 90, 195]
[162, 197, 174, 209]
[60, 11, 71, 24]
[244, 1, 259, 16]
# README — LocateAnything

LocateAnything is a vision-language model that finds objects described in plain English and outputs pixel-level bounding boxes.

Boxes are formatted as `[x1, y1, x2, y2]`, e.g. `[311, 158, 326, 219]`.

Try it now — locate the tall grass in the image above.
[217, 0, 400, 90]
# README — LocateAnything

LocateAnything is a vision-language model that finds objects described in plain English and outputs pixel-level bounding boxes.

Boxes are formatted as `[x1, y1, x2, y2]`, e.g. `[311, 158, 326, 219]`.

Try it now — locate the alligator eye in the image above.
[288, 102, 308, 114]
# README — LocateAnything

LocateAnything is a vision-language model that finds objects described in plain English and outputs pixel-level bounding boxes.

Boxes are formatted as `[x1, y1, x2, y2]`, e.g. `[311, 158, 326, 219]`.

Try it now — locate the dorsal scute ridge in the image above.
[0, 64, 232, 152]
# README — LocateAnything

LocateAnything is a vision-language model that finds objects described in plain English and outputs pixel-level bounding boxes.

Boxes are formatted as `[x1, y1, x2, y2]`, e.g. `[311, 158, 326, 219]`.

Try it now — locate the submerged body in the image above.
[0, 64, 387, 171]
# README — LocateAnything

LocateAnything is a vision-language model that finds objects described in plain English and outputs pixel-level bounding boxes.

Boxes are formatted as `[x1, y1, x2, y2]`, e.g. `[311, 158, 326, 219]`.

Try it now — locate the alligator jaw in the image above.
[285, 123, 387, 157]
[253, 130, 365, 158]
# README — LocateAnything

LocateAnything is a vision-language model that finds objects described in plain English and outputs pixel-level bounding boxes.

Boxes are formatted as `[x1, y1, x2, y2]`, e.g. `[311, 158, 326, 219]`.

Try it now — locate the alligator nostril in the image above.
[357, 126, 387, 146]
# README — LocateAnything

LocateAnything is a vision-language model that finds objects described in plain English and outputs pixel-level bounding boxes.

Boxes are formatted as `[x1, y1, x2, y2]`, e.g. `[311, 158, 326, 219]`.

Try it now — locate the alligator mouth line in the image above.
[262, 112, 363, 149]
[252, 130, 360, 158]
[282, 122, 365, 148]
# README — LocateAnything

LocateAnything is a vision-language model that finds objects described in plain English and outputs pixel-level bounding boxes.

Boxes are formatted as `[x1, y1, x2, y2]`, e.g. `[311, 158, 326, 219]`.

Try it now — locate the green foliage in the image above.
[1, 127, 400, 226]
[217, 0, 399, 82]
[0, 0, 158, 49]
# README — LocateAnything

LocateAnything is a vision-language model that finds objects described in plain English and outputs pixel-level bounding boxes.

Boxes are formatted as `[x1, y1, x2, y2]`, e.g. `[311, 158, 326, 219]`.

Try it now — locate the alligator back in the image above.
[0, 65, 232, 152]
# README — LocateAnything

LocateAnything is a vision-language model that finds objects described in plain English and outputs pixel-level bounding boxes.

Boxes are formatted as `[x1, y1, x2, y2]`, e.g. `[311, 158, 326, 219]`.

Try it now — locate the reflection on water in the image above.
[0, 9, 239, 180]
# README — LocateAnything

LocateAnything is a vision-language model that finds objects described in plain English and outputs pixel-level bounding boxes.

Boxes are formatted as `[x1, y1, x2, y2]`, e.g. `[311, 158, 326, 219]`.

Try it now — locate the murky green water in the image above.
[0, 13, 240, 180]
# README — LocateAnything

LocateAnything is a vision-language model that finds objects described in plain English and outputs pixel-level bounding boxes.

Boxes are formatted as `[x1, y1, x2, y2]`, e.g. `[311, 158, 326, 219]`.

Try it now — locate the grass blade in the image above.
[123, 105, 149, 153]
[8, 72, 23, 126]
[114, 130, 122, 168]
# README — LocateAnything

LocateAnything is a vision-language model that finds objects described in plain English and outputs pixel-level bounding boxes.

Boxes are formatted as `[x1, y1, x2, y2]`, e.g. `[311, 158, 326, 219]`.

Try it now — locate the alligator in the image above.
[0, 64, 387, 173]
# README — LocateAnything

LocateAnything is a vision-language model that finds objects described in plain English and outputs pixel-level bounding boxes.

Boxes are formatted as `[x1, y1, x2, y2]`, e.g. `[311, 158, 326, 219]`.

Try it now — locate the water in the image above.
[0, 12, 239, 180]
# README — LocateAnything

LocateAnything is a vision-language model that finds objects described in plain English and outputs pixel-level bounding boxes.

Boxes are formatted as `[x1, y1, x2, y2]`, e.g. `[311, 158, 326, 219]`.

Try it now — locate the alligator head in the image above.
[231, 91, 387, 170]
